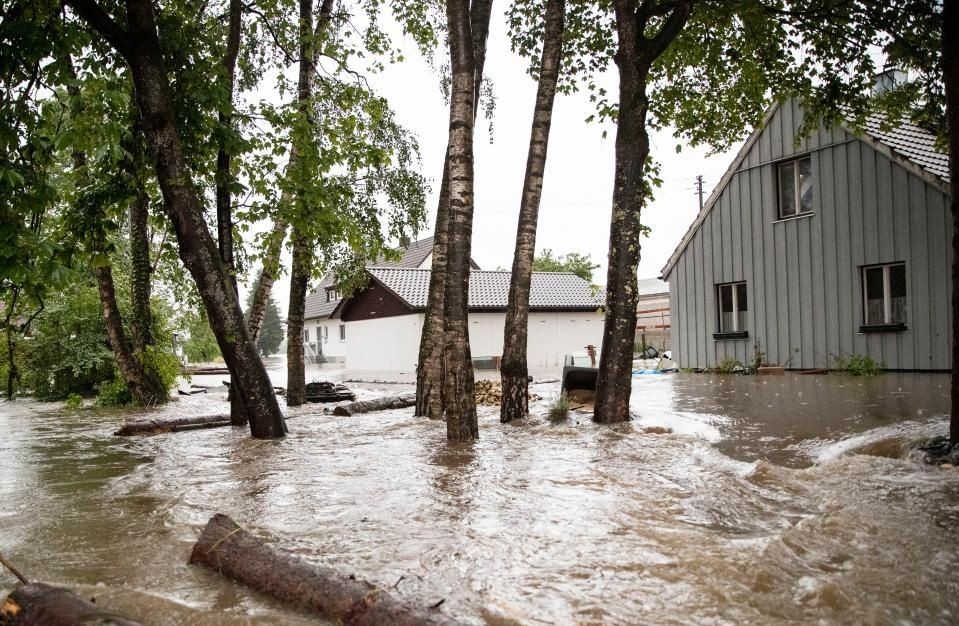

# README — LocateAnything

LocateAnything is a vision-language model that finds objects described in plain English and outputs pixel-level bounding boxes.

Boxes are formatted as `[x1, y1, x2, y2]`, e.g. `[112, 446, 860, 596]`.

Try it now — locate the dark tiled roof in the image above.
[367, 267, 604, 311]
[373, 236, 435, 268]
[862, 113, 949, 181]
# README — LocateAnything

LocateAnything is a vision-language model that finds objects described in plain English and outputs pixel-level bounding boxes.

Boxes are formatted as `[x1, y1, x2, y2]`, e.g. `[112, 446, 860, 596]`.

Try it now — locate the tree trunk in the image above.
[286, 233, 309, 406]
[95, 264, 167, 405]
[115, 413, 232, 436]
[128, 174, 153, 354]
[332, 393, 416, 416]
[945, 0, 959, 444]
[68, 0, 287, 438]
[500, 0, 565, 423]
[593, 1, 691, 424]
[441, 0, 478, 441]
[415, 0, 493, 421]
[189, 514, 461, 626]
[247, 216, 289, 347]
[0, 583, 143, 626]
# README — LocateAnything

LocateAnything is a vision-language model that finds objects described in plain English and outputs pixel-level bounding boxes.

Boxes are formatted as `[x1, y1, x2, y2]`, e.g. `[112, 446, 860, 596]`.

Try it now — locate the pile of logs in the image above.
[473, 380, 541, 406]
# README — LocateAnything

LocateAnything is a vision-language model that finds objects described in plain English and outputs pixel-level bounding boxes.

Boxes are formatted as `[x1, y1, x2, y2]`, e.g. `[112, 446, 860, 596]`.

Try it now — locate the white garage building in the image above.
[317, 267, 605, 372]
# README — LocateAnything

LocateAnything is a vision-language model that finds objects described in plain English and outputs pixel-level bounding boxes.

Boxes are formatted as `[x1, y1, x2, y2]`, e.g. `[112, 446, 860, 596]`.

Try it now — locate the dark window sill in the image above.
[859, 323, 908, 334]
[713, 331, 749, 340]
[773, 212, 814, 224]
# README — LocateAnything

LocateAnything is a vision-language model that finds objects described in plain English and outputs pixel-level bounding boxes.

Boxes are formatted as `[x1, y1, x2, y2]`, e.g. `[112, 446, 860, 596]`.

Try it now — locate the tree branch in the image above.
[62, 0, 132, 60]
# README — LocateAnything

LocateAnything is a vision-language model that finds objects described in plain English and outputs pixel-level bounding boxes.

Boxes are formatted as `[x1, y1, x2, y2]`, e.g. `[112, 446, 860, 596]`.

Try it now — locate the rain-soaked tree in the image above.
[500, 0, 567, 423]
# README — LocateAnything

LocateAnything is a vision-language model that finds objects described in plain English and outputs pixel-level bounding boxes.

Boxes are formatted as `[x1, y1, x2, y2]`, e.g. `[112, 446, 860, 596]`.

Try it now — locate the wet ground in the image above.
[1, 368, 958, 625]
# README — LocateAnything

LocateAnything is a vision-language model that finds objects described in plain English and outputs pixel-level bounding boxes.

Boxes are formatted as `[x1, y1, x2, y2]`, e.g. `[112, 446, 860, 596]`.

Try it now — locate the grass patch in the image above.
[833, 353, 882, 376]
[548, 392, 570, 420]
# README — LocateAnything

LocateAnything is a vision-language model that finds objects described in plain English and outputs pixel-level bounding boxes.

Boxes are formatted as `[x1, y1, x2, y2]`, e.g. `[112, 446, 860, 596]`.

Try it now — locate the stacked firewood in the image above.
[473, 379, 541, 406]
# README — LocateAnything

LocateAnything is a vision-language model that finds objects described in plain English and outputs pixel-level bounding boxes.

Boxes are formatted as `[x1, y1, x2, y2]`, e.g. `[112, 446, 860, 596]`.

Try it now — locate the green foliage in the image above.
[95, 376, 132, 406]
[548, 392, 570, 420]
[533, 249, 600, 283]
[142, 344, 182, 390]
[751, 342, 768, 370]
[259, 299, 284, 357]
[64, 393, 83, 409]
[182, 309, 221, 363]
[714, 357, 743, 375]
[833, 353, 883, 377]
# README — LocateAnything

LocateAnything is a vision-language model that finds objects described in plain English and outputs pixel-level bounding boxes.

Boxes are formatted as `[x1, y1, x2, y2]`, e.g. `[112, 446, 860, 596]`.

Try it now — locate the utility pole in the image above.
[694, 175, 705, 212]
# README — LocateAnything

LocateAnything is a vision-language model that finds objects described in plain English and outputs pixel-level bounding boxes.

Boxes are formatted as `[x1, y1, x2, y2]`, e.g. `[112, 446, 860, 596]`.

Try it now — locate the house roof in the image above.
[304, 236, 481, 320]
[339, 267, 604, 313]
[661, 99, 951, 278]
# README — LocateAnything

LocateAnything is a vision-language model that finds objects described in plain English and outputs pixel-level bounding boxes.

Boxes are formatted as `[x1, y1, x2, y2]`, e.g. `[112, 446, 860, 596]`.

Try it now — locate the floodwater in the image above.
[1, 370, 958, 625]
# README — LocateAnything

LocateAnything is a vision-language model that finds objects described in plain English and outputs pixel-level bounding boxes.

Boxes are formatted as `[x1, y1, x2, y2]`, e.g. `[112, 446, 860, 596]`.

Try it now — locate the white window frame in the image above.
[326, 289, 339, 302]
[862, 263, 907, 326]
[323, 326, 329, 343]
[339, 324, 346, 342]
[777, 155, 813, 218]
[717, 282, 747, 333]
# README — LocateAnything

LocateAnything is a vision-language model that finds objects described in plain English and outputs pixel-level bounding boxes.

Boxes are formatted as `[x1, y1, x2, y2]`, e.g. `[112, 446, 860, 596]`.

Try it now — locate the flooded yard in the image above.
[1, 370, 958, 625]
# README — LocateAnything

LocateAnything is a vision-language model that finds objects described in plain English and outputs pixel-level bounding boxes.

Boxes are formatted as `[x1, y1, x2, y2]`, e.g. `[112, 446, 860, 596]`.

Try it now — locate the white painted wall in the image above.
[346, 314, 423, 371]
[345, 310, 605, 371]
[310, 319, 347, 362]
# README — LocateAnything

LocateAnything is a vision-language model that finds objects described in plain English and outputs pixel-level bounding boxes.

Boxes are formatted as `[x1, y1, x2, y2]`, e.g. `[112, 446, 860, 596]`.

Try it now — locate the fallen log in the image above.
[0, 582, 143, 626]
[114, 414, 232, 436]
[189, 514, 459, 626]
[332, 394, 415, 417]
[182, 366, 231, 375]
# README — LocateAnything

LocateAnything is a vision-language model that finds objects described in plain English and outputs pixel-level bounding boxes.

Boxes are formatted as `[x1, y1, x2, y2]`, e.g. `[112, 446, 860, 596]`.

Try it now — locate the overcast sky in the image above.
[256, 8, 747, 310]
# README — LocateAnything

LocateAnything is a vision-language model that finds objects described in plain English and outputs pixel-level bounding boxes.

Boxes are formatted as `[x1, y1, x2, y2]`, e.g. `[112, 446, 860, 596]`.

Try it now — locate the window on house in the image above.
[717, 282, 748, 335]
[862, 263, 907, 328]
[323, 326, 329, 343]
[778, 156, 813, 218]
[303, 329, 310, 342]
[326, 289, 339, 302]
[339, 324, 346, 341]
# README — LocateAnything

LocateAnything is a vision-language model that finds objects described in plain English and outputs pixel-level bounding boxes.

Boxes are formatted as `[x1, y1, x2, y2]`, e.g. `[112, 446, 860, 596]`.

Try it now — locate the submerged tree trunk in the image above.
[416, 0, 493, 420]
[95, 264, 166, 405]
[945, 0, 959, 444]
[442, 0, 478, 441]
[0, 582, 143, 626]
[68, 0, 287, 438]
[500, 0, 565, 423]
[189, 514, 460, 626]
[593, 1, 691, 424]
[286, 234, 309, 406]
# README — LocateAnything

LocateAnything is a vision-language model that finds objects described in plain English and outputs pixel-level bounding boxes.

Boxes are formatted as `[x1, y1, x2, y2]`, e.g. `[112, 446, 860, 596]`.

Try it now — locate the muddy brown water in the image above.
[1, 371, 958, 625]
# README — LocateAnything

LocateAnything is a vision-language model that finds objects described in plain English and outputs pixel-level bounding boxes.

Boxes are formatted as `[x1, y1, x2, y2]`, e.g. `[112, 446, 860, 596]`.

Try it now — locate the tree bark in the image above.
[441, 0, 478, 441]
[67, 0, 287, 438]
[0, 583, 143, 626]
[189, 514, 461, 626]
[94, 264, 167, 405]
[945, 0, 959, 444]
[500, 0, 565, 423]
[128, 166, 153, 354]
[332, 393, 416, 416]
[247, 216, 290, 347]
[286, 233, 310, 406]
[593, 1, 691, 424]
[415, 0, 493, 421]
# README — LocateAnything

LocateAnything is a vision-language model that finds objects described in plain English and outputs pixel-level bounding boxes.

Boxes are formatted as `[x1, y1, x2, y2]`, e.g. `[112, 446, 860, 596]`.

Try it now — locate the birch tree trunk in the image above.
[68, 0, 287, 438]
[416, 0, 493, 420]
[593, 1, 691, 424]
[945, 0, 959, 444]
[442, 0, 478, 441]
[286, 233, 309, 405]
[500, 0, 565, 423]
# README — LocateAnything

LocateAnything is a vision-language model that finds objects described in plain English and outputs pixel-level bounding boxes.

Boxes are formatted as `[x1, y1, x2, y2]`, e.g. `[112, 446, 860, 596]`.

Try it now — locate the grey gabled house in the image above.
[661, 97, 952, 371]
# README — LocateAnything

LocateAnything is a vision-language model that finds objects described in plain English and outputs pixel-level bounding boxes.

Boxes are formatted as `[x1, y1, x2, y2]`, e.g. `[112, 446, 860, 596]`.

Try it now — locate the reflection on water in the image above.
[1, 372, 958, 625]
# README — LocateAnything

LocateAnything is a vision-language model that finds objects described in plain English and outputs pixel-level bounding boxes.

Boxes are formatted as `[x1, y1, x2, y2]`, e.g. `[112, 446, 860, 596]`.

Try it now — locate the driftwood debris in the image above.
[114, 414, 232, 436]
[0, 583, 143, 626]
[305, 381, 355, 403]
[332, 394, 416, 416]
[182, 366, 231, 375]
[189, 514, 460, 626]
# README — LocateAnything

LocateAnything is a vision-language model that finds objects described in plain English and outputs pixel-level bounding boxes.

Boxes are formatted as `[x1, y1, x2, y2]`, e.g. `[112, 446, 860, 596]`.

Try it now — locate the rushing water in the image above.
[1, 370, 958, 625]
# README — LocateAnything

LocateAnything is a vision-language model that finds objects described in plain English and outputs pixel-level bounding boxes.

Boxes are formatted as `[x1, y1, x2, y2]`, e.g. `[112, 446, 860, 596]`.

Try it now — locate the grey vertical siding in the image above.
[666, 98, 952, 370]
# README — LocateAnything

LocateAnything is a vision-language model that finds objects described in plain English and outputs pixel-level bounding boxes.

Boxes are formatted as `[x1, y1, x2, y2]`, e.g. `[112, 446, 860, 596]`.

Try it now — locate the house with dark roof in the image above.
[323, 267, 604, 371]
[302, 237, 479, 363]
[662, 96, 951, 371]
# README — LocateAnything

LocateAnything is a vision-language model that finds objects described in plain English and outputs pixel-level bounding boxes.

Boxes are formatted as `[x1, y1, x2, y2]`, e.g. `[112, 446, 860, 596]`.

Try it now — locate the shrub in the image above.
[714, 356, 743, 374]
[182, 309, 221, 363]
[833, 353, 882, 376]
[548, 392, 570, 420]
[64, 393, 84, 409]
[96, 375, 132, 406]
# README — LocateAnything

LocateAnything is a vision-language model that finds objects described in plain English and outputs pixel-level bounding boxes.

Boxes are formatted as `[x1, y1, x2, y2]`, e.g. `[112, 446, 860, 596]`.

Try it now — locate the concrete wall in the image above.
[345, 310, 606, 371]
[666, 98, 952, 370]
